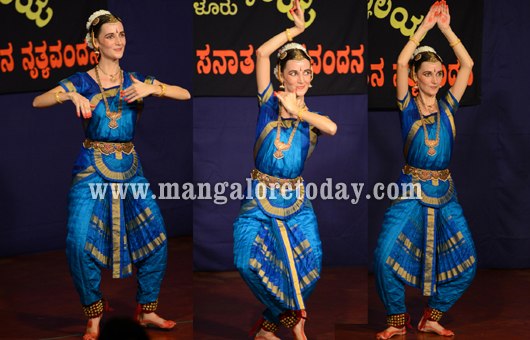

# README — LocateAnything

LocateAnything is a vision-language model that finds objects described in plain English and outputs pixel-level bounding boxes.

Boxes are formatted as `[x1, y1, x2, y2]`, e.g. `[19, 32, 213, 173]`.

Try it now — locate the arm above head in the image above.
[436, 1, 473, 102]
[256, 0, 305, 94]
[396, 2, 439, 100]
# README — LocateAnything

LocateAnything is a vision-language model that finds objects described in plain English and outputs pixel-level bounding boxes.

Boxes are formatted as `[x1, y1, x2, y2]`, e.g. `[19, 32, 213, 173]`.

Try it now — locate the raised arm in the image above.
[255, 0, 305, 94]
[437, 0, 473, 102]
[396, 2, 439, 100]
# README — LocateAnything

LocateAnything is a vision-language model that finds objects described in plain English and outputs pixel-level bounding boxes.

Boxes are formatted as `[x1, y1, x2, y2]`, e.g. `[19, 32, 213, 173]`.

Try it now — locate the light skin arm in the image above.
[122, 75, 191, 102]
[275, 91, 337, 136]
[32, 85, 94, 118]
[255, 0, 305, 94]
[396, 3, 438, 100]
[437, 1, 473, 102]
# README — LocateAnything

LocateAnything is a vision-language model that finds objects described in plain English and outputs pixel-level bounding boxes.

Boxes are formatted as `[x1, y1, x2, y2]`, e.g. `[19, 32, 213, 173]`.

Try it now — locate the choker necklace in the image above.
[96, 64, 121, 82]
[415, 96, 440, 156]
[94, 66, 123, 129]
[273, 107, 301, 159]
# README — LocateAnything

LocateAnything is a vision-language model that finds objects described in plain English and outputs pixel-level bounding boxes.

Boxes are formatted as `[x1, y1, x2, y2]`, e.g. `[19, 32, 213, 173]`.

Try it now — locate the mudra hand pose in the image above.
[233, 1, 337, 339]
[374, 1, 476, 339]
[32, 9, 190, 340]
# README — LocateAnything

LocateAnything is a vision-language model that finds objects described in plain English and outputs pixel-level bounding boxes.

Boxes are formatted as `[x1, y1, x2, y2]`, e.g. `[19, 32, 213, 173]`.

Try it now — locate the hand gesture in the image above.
[290, 0, 305, 31]
[275, 91, 302, 118]
[420, 1, 440, 31]
[436, 0, 451, 31]
[69, 92, 94, 119]
[122, 74, 156, 103]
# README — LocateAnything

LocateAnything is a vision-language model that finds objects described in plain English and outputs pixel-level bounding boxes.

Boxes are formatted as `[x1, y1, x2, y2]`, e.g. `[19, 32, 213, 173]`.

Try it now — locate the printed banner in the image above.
[193, 0, 367, 96]
[0, 0, 108, 94]
[368, 0, 483, 108]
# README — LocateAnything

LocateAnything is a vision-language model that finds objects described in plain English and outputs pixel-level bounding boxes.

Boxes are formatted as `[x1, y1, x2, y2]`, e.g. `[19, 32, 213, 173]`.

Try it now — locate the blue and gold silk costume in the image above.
[59, 71, 168, 309]
[374, 90, 477, 315]
[233, 83, 323, 324]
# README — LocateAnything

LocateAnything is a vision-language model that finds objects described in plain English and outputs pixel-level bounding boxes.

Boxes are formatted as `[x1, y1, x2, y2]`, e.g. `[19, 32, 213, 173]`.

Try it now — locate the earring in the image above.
[279, 83, 285, 89]
[308, 83, 313, 88]
[413, 82, 418, 90]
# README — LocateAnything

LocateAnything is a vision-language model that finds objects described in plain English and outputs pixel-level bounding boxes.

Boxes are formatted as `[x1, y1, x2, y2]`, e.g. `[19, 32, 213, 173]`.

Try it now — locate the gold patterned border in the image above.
[423, 208, 436, 296]
[437, 231, 464, 254]
[111, 189, 122, 278]
[249, 259, 295, 308]
[126, 207, 153, 233]
[131, 233, 167, 262]
[276, 220, 305, 310]
[437, 255, 476, 282]
[60, 79, 77, 93]
[72, 166, 96, 186]
[255, 183, 305, 217]
[386, 256, 419, 286]
[258, 84, 274, 107]
[397, 232, 423, 259]
[93, 149, 138, 181]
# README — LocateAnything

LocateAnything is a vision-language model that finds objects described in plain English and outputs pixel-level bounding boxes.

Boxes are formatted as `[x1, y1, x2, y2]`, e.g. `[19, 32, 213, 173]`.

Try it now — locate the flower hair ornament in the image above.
[274, 42, 313, 82]
[411, 45, 443, 63]
[85, 9, 119, 50]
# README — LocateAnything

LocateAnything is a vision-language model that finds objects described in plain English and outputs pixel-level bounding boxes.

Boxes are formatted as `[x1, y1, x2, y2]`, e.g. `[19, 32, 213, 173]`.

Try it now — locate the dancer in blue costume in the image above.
[32, 9, 190, 340]
[233, 1, 337, 339]
[375, 1, 476, 339]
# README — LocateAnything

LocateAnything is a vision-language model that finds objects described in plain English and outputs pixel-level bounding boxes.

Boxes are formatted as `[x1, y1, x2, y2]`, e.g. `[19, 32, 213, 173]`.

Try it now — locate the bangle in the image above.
[55, 91, 64, 104]
[450, 39, 461, 48]
[285, 28, 293, 42]
[155, 83, 166, 97]
[297, 107, 306, 122]
[409, 36, 420, 46]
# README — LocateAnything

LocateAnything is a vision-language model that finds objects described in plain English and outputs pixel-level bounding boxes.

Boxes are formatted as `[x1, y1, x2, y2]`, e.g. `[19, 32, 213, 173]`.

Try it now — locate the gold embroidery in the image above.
[423, 208, 436, 296]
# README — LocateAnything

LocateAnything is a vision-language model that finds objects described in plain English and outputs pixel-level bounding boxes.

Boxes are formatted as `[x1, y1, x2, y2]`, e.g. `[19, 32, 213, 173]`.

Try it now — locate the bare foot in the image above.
[418, 317, 454, 336]
[375, 326, 406, 339]
[83, 315, 102, 340]
[138, 312, 176, 329]
[291, 310, 307, 340]
[255, 328, 281, 340]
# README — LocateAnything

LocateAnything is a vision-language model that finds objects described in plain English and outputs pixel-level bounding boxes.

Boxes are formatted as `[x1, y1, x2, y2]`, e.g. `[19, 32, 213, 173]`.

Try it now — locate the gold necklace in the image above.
[415, 97, 440, 156]
[273, 108, 300, 160]
[96, 64, 121, 81]
[94, 66, 123, 129]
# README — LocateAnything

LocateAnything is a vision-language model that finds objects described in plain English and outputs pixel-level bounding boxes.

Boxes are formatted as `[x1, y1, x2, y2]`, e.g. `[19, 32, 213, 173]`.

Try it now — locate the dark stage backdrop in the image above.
[194, 0, 366, 96]
[193, 95, 368, 270]
[368, 0, 530, 268]
[368, 0, 483, 108]
[0, 0, 193, 257]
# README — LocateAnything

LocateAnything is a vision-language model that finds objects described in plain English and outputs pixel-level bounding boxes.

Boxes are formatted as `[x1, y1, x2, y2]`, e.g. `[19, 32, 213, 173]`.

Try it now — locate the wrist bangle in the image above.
[297, 107, 306, 122]
[155, 83, 166, 97]
[55, 91, 64, 104]
[285, 28, 293, 42]
[409, 37, 420, 46]
[450, 39, 461, 48]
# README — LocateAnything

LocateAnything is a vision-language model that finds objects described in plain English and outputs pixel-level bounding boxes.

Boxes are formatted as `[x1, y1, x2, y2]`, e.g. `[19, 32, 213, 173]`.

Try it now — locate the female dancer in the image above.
[233, 1, 337, 339]
[32, 9, 190, 340]
[374, 1, 476, 338]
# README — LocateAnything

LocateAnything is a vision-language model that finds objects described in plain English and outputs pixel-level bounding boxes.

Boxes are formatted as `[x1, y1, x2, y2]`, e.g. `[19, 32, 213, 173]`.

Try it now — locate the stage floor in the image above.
[0, 237, 193, 340]
[1, 237, 529, 339]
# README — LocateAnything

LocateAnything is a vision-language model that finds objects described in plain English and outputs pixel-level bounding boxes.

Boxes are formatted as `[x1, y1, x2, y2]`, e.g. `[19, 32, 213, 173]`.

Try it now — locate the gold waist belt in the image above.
[251, 168, 303, 188]
[403, 164, 451, 181]
[83, 139, 134, 156]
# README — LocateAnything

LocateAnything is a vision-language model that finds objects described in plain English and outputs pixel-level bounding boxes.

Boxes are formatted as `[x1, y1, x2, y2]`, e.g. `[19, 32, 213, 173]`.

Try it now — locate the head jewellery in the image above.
[411, 45, 443, 62]
[277, 42, 309, 60]
[85, 9, 119, 50]
[274, 42, 312, 81]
